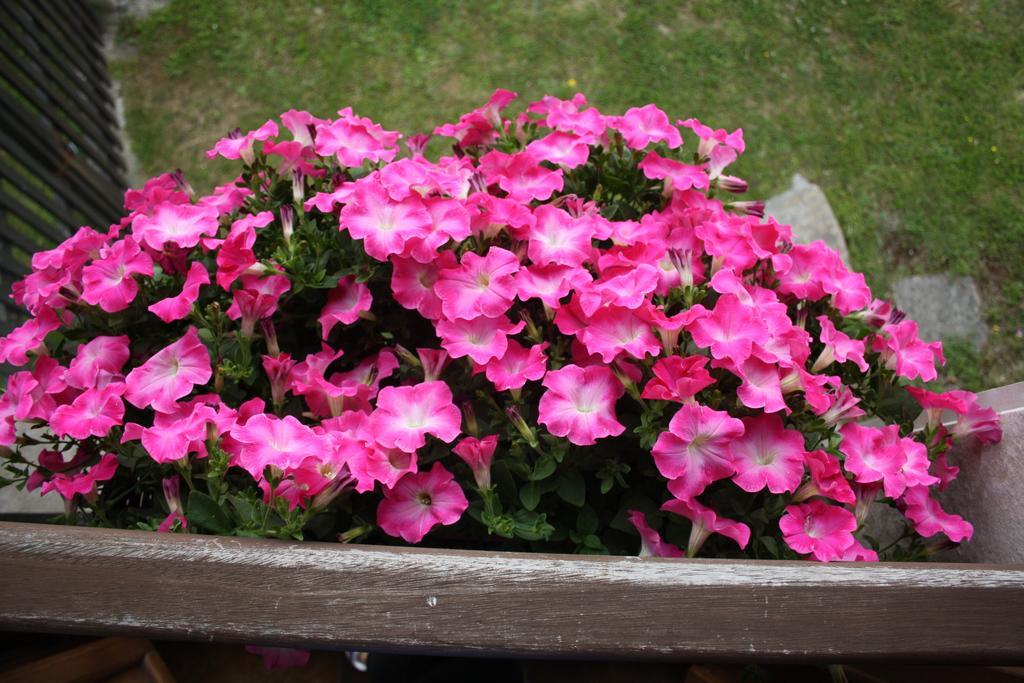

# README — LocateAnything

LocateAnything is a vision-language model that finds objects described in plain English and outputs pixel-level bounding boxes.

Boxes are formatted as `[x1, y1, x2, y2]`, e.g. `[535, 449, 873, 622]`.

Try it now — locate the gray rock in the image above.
[765, 173, 850, 263]
[892, 275, 988, 348]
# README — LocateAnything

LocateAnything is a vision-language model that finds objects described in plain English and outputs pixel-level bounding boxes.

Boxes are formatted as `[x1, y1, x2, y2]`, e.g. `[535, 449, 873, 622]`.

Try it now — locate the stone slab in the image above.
[892, 274, 988, 348]
[764, 173, 850, 263]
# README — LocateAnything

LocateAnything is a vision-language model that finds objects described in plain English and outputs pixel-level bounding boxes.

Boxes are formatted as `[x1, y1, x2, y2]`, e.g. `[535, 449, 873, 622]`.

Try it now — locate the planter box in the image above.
[0, 382, 1021, 663]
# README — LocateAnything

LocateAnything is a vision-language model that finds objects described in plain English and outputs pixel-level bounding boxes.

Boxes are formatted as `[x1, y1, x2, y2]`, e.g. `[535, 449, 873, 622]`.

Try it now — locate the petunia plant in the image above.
[0, 90, 1002, 562]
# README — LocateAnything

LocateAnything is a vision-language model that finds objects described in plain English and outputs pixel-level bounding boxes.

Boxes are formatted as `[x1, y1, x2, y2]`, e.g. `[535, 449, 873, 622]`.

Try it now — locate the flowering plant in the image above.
[0, 91, 1002, 563]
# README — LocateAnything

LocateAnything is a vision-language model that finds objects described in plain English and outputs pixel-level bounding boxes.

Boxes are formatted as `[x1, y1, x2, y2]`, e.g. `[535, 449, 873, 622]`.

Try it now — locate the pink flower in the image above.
[641, 356, 715, 403]
[319, 276, 372, 339]
[714, 356, 788, 414]
[377, 462, 469, 543]
[538, 364, 625, 446]
[81, 237, 154, 313]
[37, 453, 119, 500]
[261, 353, 297, 407]
[576, 265, 659, 316]
[314, 108, 400, 167]
[123, 401, 215, 464]
[652, 404, 743, 499]
[244, 646, 310, 671]
[627, 510, 684, 558]
[0, 308, 63, 366]
[578, 305, 661, 363]
[871, 320, 944, 382]
[678, 118, 745, 157]
[515, 264, 591, 308]
[686, 294, 763, 363]
[369, 381, 462, 453]
[838, 423, 936, 499]
[157, 476, 187, 533]
[436, 247, 520, 320]
[796, 450, 856, 505]
[609, 104, 682, 149]
[780, 500, 858, 562]
[148, 262, 209, 323]
[65, 335, 130, 389]
[339, 178, 432, 261]
[527, 205, 595, 268]
[812, 316, 868, 372]
[390, 251, 455, 320]
[132, 203, 220, 251]
[124, 327, 212, 412]
[49, 383, 125, 439]
[526, 131, 591, 168]
[728, 414, 806, 494]
[436, 315, 525, 365]
[230, 413, 330, 478]
[227, 274, 291, 337]
[661, 497, 750, 556]
[206, 120, 278, 164]
[638, 152, 709, 192]
[453, 434, 498, 489]
[480, 340, 548, 392]
[490, 151, 565, 203]
[434, 89, 517, 147]
[899, 485, 973, 543]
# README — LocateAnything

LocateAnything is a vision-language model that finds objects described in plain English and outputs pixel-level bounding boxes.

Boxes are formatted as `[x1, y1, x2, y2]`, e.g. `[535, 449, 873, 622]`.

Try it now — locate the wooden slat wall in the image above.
[0, 521, 1022, 663]
[0, 0, 126, 333]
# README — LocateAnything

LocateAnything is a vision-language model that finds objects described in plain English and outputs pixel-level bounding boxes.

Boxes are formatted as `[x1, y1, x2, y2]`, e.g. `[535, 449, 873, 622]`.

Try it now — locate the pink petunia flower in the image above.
[319, 276, 372, 339]
[480, 150, 564, 203]
[0, 307, 63, 366]
[871, 320, 944, 382]
[376, 462, 469, 543]
[435, 315, 525, 365]
[244, 646, 311, 671]
[65, 335, 130, 389]
[434, 88, 517, 148]
[436, 247, 520, 320]
[728, 413, 806, 494]
[641, 356, 715, 403]
[339, 178, 433, 262]
[148, 262, 210, 323]
[638, 152, 709, 192]
[390, 251, 455, 320]
[124, 327, 212, 412]
[578, 305, 661, 363]
[609, 104, 682, 149]
[123, 401, 216, 464]
[686, 294, 763, 363]
[812, 316, 869, 372]
[526, 131, 591, 168]
[453, 434, 498, 489]
[480, 340, 548, 392]
[678, 118, 745, 157]
[714, 356, 788, 414]
[81, 237, 154, 313]
[538, 364, 625, 446]
[314, 108, 400, 168]
[227, 274, 291, 337]
[515, 263, 591, 308]
[661, 497, 750, 556]
[49, 383, 126, 439]
[652, 403, 743, 500]
[794, 450, 856, 505]
[206, 120, 278, 164]
[899, 485, 973, 543]
[627, 510, 684, 558]
[230, 413, 330, 478]
[369, 381, 462, 453]
[837, 422, 936, 499]
[780, 500, 858, 562]
[132, 202, 220, 251]
[37, 453, 119, 501]
[527, 205, 596, 268]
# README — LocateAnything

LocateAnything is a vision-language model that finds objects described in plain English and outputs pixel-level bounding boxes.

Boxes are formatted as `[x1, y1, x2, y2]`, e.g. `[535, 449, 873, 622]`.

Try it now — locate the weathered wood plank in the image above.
[0, 522, 1022, 662]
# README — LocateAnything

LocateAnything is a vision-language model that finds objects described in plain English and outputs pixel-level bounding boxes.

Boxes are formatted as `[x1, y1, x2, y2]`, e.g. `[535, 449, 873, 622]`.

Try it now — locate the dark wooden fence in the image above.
[0, 0, 127, 331]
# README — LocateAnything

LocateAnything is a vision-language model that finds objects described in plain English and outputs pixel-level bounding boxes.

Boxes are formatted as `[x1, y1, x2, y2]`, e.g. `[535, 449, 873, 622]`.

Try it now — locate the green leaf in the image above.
[530, 455, 557, 481]
[556, 471, 585, 507]
[186, 490, 233, 535]
[519, 482, 541, 511]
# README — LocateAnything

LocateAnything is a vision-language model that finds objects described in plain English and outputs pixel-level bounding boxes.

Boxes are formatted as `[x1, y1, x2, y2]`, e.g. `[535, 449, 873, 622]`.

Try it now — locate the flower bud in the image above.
[726, 200, 765, 218]
[291, 169, 305, 205]
[280, 205, 294, 245]
[716, 175, 748, 194]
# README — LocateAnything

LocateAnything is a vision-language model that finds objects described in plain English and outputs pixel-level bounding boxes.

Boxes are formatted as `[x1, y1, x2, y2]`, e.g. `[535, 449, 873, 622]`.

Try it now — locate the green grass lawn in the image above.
[111, 0, 1024, 390]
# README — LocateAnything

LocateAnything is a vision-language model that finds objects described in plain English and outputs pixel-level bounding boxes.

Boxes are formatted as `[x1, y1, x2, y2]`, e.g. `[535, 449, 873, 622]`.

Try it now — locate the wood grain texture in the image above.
[1, 523, 1023, 662]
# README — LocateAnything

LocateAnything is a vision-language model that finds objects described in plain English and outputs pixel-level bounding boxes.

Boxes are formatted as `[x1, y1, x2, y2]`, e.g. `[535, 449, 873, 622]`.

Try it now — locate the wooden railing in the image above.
[0, 521, 1022, 663]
